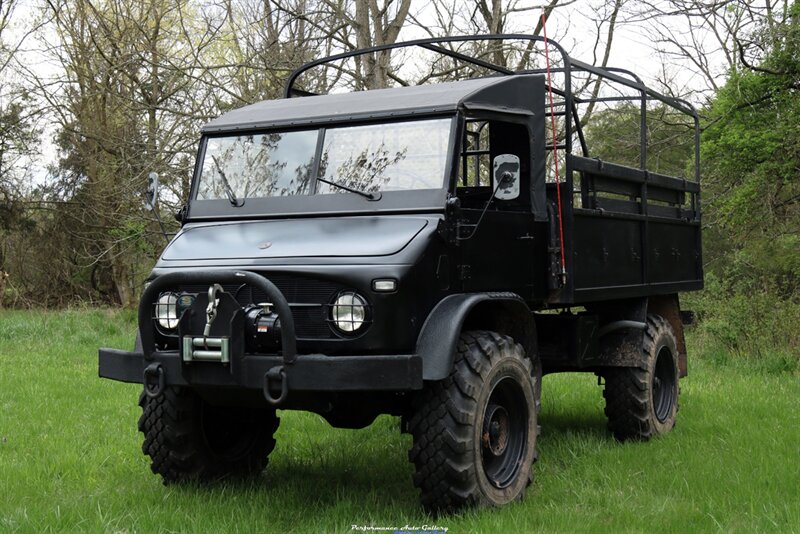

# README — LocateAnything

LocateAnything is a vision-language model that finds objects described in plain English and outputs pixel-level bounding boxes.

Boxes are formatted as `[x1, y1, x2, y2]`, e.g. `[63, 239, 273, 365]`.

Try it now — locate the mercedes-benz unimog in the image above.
[99, 34, 703, 513]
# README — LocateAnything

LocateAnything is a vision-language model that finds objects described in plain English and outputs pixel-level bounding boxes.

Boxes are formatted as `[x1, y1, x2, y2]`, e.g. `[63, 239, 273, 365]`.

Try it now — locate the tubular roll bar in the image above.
[283, 33, 700, 184]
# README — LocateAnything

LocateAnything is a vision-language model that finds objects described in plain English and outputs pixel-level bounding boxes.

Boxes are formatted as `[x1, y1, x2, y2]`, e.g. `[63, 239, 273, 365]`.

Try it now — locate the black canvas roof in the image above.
[202, 74, 541, 133]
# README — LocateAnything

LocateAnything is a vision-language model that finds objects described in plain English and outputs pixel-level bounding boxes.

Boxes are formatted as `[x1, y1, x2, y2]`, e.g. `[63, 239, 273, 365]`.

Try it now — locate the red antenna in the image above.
[540, 11, 567, 285]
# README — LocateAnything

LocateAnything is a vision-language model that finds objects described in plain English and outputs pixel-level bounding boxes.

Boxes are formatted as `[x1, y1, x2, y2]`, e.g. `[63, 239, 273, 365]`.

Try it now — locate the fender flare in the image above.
[416, 292, 536, 381]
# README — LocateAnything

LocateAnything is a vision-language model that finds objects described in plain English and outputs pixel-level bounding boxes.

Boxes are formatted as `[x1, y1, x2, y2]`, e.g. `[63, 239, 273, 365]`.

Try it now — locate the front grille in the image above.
[177, 273, 341, 339]
[291, 306, 333, 338]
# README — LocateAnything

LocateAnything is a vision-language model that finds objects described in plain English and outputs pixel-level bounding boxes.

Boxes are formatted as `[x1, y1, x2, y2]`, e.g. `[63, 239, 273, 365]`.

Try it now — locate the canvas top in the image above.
[202, 74, 541, 133]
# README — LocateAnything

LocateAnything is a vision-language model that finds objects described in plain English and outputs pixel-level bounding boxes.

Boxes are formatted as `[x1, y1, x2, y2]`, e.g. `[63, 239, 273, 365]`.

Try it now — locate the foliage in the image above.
[683, 273, 800, 373]
[0, 0, 424, 308]
[583, 102, 696, 177]
[681, 2, 800, 366]
[0, 0, 39, 233]
[0, 95, 39, 230]
[700, 1, 800, 295]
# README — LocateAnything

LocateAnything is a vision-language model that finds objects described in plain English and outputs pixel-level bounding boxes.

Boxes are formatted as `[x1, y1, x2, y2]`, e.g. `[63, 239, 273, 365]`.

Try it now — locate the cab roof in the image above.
[202, 74, 541, 133]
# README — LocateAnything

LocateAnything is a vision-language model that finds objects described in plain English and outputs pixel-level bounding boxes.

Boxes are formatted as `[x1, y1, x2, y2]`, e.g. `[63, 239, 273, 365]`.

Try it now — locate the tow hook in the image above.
[263, 366, 288, 406]
[203, 283, 224, 346]
[143, 363, 165, 398]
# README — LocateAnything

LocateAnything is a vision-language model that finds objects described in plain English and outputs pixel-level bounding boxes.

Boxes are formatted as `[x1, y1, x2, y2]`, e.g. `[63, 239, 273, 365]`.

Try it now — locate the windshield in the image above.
[196, 117, 452, 201]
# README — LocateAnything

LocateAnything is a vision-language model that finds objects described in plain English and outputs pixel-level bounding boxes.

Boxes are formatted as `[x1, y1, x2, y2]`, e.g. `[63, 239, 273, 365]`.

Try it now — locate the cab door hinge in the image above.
[437, 218, 458, 246]
[458, 264, 472, 281]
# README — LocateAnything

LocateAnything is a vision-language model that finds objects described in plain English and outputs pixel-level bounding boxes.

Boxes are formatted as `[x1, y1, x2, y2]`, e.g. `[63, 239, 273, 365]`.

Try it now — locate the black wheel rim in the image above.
[653, 346, 677, 423]
[481, 377, 529, 489]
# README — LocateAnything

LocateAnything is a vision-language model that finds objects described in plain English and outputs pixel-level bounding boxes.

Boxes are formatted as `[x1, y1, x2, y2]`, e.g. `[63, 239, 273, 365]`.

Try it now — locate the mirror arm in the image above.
[174, 204, 187, 223]
[144, 172, 170, 243]
[456, 178, 507, 241]
[441, 196, 461, 246]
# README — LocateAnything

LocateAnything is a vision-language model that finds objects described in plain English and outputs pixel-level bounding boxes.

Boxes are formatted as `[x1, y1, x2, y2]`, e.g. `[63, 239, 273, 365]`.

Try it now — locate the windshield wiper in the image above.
[211, 155, 243, 206]
[316, 176, 381, 201]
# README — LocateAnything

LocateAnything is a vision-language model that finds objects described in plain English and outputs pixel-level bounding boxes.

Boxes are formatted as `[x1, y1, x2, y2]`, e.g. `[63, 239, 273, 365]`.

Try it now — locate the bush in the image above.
[684, 273, 800, 374]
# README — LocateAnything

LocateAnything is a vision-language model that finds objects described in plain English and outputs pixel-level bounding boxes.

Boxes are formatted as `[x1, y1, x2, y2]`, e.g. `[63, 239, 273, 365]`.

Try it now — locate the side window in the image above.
[458, 119, 530, 210]
[459, 120, 491, 188]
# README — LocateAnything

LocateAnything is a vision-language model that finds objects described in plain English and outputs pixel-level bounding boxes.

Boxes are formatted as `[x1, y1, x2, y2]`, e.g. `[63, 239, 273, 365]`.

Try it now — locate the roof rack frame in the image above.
[284, 33, 700, 183]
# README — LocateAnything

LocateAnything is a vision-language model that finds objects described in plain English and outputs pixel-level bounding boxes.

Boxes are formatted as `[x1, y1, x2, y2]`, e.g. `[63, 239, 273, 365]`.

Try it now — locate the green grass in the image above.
[1, 309, 798, 533]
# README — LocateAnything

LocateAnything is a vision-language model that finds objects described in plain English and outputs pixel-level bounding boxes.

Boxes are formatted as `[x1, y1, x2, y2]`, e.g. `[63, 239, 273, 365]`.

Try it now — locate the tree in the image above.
[306, 0, 413, 90]
[0, 95, 38, 229]
[583, 102, 695, 176]
[701, 1, 800, 296]
[0, 0, 39, 229]
[628, 0, 793, 102]
[32, 0, 202, 306]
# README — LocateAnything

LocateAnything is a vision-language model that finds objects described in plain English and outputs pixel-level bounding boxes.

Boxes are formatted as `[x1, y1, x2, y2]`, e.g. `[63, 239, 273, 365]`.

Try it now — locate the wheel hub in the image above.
[653, 346, 677, 423]
[482, 404, 510, 456]
[480, 376, 530, 490]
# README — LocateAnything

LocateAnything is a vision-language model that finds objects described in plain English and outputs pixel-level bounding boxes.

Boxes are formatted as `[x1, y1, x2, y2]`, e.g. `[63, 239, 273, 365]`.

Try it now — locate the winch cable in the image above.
[541, 12, 568, 284]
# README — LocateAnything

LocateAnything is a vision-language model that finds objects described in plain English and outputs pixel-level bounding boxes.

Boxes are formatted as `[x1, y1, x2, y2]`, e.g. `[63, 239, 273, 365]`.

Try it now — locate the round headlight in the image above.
[156, 292, 179, 330]
[331, 291, 368, 333]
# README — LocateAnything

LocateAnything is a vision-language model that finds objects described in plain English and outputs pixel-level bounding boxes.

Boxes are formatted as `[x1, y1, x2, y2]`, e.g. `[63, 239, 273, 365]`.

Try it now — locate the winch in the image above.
[244, 303, 282, 352]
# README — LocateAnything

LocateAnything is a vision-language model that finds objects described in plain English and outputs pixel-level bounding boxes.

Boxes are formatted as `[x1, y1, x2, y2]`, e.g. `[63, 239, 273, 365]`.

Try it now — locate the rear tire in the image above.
[603, 314, 679, 441]
[407, 331, 538, 513]
[138, 387, 279, 483]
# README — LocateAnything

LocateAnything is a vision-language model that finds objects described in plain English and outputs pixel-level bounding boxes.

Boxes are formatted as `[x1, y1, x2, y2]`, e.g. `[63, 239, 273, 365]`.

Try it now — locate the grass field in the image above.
[1, 309, 798, 533]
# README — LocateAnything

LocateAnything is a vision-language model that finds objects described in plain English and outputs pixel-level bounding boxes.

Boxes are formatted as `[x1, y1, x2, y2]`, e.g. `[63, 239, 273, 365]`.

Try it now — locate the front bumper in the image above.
[101, 269, 422, 397]
[98, 348, 423, 392]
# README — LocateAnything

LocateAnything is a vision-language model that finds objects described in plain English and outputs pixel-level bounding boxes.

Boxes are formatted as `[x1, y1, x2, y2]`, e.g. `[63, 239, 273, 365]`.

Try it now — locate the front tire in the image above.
[408, 331, 538, 513]
[603, 314, 680, 441]
[138, 387, 279, 483]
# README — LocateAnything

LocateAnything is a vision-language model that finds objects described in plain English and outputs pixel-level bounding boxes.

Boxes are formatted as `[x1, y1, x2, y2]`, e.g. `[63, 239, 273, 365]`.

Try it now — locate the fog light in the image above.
[331, 291, 368, 333]
[156, 292, 179, 329]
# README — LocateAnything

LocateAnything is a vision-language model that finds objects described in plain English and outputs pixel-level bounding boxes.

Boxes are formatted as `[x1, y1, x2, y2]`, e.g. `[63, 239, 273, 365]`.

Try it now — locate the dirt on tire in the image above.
[603, 314, 680, 441]
[138, 386, 279, 483]
[407, 330, 538, 514]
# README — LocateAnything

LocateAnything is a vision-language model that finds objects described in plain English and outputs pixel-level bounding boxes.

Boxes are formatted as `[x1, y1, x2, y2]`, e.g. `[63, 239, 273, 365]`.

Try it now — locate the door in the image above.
[455, 119, 539, 299]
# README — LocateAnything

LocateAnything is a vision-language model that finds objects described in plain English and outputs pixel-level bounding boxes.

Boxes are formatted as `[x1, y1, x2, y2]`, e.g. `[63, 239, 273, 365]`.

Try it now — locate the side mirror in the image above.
[144, 172, 159, 211]
[493, 154, 520, 200]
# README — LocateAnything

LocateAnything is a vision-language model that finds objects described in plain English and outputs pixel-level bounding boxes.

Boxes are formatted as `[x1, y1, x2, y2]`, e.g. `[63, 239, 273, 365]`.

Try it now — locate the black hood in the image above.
[161, 216, 429, 262]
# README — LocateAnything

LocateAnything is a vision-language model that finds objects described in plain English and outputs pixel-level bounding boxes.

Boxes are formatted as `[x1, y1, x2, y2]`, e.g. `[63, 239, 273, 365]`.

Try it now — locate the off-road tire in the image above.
[603, 314, 680, 441]
[408, 331, 538, 514]
[138, 386, 279, 483]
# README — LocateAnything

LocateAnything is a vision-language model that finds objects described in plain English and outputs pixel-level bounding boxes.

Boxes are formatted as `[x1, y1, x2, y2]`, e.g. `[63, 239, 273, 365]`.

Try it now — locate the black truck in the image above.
[99, 34, 702, 513]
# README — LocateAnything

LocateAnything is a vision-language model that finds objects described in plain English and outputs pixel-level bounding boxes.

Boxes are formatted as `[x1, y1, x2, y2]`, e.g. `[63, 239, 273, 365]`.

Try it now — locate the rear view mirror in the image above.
[493, 154, 520, 200]
[144, 172, 159, 211]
